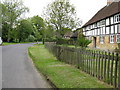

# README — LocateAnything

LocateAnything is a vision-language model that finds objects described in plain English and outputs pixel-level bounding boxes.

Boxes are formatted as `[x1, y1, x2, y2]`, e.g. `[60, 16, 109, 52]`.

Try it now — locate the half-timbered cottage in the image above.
[82, 0, 120, 51]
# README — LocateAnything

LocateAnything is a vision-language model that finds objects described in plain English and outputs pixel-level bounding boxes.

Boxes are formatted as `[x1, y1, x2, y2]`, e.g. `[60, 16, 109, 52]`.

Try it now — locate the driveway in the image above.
[2, 43, 51, 88]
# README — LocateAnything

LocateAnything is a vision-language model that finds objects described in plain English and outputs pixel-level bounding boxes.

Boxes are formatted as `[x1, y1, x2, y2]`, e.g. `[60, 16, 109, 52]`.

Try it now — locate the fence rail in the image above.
[45, 42, 120, 88]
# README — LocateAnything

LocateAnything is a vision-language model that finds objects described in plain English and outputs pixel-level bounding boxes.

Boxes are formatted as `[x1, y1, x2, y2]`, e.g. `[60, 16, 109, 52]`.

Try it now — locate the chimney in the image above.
[107, 0, 114, 5]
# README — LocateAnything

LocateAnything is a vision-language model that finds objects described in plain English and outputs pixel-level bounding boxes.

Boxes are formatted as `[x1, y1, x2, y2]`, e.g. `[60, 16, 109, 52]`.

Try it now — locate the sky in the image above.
[23, 0, 107, 25]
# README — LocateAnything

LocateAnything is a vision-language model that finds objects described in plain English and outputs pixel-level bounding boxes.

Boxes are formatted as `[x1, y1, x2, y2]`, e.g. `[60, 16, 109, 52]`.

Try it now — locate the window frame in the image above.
[116, 34, 120, 43]
[110, 35, 114, 43]
[100, 36, 104, 44]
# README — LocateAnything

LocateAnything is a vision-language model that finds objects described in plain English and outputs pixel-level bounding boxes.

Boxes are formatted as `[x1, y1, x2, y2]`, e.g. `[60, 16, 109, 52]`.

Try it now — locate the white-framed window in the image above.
[98, 28, 100, 35]
[106, 27, 110, 34]
[114, 13, 120, 23]
[103, 27, 105, 34]
[115, 25, 118, 33]
[111, 26, 114, 34]
[100, 36, 104, 44]
[118, 24, 120, 33]
[111, 17, 113, 24]
[100, 28, 103, 35]
[116, 34, 120, 43]
[97, 22, 100, 27]
[106, 18, 109, 25]
[94, 23, 97, 28]
[110, 35, 114, 43]
[91, 30, 93, 36]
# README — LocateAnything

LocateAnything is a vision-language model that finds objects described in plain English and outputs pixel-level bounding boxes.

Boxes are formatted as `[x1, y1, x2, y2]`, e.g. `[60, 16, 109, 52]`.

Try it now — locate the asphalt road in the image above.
[2, 43, 51, 88]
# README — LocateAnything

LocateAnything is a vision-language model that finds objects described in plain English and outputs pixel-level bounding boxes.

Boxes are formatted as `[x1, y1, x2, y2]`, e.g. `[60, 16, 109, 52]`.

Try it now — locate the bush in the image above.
[45, 37, 57, 42]
[77, 37, 91, 47]
[26, 35, 36, 42]
[56, 38, 68, 45]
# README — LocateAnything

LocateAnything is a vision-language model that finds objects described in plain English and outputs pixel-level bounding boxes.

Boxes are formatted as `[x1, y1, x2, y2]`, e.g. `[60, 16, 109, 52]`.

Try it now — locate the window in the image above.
[111, 17, 113, 24]
[98, 28, 100, 35]
[110, 35, 114, 43]
[106, 27, 110, 34]
[94, 23, 97, 28]
[103, 27, 105, 34]
[100, 20, 105, 27]
[106, 18, 109, 25]
[111, 26, 114, 34]
[114, 13, 120, 23]
[97, 22, 100, 27]
[118, 24, 120, 33]
[100, 36, 104, 44]
[115, 25, 118, 33]
[100, 28, 103, 35]
[116, 34, 120, 43]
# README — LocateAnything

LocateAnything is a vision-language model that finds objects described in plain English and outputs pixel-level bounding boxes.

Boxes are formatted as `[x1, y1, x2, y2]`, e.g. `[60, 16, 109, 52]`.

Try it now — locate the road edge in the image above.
[27, 47, 58, 89]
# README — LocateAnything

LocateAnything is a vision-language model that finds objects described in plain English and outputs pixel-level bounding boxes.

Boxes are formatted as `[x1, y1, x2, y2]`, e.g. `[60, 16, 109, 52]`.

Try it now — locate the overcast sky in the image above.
[23, 0, 107, 25]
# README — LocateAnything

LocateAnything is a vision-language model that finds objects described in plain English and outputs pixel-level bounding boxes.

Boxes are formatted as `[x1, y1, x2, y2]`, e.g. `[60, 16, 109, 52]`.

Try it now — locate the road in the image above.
[2, 43, 51, 88]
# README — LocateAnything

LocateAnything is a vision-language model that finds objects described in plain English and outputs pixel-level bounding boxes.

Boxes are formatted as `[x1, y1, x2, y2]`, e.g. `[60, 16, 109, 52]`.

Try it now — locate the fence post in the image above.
[118, 54, 120, 88]
[76, 48, 79, 69]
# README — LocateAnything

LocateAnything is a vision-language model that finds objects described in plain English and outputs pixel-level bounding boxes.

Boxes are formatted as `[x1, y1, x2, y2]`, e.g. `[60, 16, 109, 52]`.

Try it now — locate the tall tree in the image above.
[17, 19, 33, 42]
[1, 0, 29, 42]
[43, 0, 82, 38]
[31, 15, 45, 41]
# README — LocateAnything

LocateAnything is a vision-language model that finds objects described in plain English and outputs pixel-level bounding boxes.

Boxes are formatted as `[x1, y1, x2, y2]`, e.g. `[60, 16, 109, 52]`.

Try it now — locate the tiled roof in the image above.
[83, 2, 120, 27]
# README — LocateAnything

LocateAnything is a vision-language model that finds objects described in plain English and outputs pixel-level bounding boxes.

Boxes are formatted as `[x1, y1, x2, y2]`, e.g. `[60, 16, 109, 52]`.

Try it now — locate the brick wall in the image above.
[88, 35, 118, 51]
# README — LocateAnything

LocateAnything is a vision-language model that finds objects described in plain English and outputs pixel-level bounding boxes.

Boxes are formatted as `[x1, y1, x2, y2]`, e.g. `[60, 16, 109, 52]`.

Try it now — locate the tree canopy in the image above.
[43, 0, 82, 38]
[1, 0, 29, 42]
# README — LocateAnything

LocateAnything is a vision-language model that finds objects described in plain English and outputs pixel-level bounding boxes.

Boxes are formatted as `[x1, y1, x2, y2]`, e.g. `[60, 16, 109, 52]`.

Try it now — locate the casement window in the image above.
[110, 35, 114, 43]
[103, 27, 105, 34]
[97, 22, 100, 27]
[100, 36, 104, 44]
[111, 26, 114, 34]
[106, 18, 109, 26]
[100, 20, 105, 27]
[114, 13, 120, 23]
[115, 25, 118, 34]
[94, 23, 97, 28]
[118, 24, 120, 33]
[111, 17, 113, 24]
[100, 28, 102, 35]
[96, 29, 98, 35]
[97, 28, 99, 35]
[106, 27, 110, 34]
[116, 34, 120, 43]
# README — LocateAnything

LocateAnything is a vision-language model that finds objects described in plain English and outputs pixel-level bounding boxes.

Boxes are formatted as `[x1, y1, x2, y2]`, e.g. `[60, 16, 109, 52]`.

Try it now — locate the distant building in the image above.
[64, 32, 74, 39]
[82, 0, 120, 51]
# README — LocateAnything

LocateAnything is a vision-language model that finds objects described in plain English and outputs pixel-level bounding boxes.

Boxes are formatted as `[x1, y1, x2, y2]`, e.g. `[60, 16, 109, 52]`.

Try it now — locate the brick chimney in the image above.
[107, 0, 114, 5]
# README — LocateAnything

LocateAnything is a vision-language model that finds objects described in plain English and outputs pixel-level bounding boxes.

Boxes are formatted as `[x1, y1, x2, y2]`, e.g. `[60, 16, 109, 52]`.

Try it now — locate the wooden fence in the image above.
[45, 42, 120, 88]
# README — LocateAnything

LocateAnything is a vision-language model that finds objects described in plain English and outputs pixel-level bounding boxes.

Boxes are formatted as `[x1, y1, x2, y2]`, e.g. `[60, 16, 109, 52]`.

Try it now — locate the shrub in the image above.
[56, 38, 68, 45]
[26, 35, 36, 42]
[77, 37, 91, 47]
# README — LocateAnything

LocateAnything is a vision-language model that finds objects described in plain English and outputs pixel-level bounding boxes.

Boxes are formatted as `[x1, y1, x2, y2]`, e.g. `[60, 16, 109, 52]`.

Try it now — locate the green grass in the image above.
[2, 42, 19, 46]
[28, 44, 113, 88]
[2, 42, 36, 46]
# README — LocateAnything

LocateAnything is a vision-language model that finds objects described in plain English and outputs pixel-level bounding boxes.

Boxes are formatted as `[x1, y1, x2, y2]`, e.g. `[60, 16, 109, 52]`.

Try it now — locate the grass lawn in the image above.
[2, 42, 19, 46]
[2, 42, 36, 46]
[28, 44, 113, 88]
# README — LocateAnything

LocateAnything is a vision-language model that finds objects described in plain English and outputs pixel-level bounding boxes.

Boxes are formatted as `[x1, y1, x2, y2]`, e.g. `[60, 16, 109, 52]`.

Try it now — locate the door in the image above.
[93, 37, 96, 48]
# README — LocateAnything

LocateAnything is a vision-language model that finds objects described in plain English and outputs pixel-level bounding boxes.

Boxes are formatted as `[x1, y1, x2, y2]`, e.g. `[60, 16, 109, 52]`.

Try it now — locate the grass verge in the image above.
[2, 42, 36, 46]
[28, 44, 113, 88]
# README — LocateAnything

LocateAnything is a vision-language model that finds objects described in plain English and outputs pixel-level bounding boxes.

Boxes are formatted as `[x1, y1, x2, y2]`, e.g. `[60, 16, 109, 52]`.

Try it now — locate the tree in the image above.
[43, 0, 82, 38]
[44, 24, 56, 41]
[17, 19, 33, 42]
[30, 15, 45, 41]
[1, 0, 29, 42]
